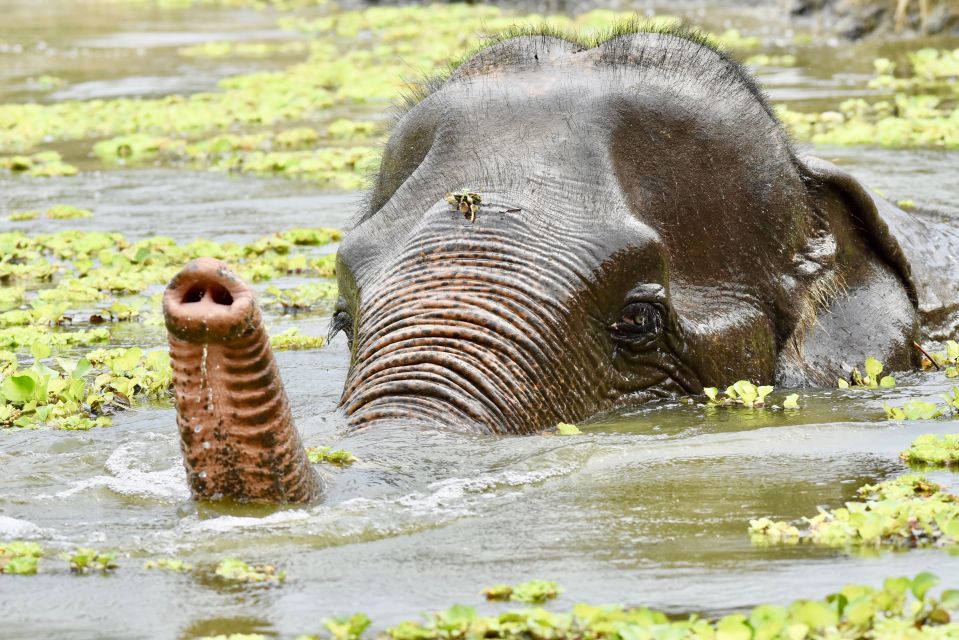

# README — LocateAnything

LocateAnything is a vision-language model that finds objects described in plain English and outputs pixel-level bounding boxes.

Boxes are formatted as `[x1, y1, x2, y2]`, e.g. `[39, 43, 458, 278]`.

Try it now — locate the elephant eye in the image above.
[610, 302, 664, 344]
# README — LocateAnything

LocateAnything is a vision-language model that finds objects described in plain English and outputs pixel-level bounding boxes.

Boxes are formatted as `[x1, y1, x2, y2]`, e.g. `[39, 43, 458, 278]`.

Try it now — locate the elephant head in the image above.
[164, 24, 920, 502]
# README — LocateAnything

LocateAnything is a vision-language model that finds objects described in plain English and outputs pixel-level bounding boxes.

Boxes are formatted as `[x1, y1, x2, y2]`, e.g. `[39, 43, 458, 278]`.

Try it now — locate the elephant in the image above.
[162, 23, 959, 503]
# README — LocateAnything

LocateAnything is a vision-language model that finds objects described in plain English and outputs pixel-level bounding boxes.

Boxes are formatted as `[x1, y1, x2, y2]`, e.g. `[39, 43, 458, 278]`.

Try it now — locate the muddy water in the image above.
[2, 1, 959, 639]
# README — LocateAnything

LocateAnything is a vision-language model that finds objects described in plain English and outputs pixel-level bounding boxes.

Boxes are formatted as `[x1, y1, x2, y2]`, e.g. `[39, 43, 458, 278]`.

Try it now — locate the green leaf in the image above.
[911, 572, 939, 601]
[30, 341, 51, 361]
[704, 387, 719, 402]
[716, 614, 751, 640]
[72, 357, 92, 379]
[879, 376, 896, 388]
[864, 357, 883, 380]
[787, 600, 839, 630]
[2, 373, 36, 404]
[734, 380, 758, 405]
[556, 422, 581, 435]
[783, 394, 799, 409]
[749, 604, 787, 640]
[838, 378, 849, 389]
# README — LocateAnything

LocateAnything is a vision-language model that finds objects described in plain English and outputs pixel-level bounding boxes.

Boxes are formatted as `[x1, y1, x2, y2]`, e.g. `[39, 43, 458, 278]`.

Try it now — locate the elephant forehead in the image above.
[345, 190, 668, 292]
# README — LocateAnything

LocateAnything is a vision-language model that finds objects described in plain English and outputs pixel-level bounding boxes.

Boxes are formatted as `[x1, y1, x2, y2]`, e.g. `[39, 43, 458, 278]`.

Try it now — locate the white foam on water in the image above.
[395, 462, 578, 516]
[188, 509, 312, 533]
[0, 515, 41, 538]
[47, 439, 190, 502]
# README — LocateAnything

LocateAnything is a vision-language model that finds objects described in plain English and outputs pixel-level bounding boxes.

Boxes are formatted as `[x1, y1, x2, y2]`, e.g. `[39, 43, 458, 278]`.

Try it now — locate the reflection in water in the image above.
[180, 616, 275, 640]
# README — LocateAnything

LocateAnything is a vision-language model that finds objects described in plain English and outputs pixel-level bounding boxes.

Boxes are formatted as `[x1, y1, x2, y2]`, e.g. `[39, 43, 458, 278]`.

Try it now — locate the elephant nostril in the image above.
[182, 282, 234, 306]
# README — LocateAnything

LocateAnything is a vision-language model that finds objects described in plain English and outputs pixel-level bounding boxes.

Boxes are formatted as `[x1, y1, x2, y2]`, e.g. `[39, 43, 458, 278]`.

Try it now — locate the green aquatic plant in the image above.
[482, 580, 563, 604]
[214, 558, 285, 584]
[884, 400, 946, 420]
[178, 40, 310, 59]
[883, 387, 959, 421]
[45, 205, 92, 220]
[901, 434, 959, 468]
[702, 380, 799, 408]
[744, 53, 797, 67]
[0, 151, 78, 177]
[707, 380, 773, 407]
[0, 226, 340, 433]
[144, 558, 194, 572]
[263, 282, 337, 311]
[270, 328, 327, 351]
[387, 573, 959, 640]
[66, 548, 118, 574]
[0, 541, 43, 575]
[323, 613, 372, 640]
[7, 210, 38, 222]
[920, 340, 959, 377]
[837, 357, 896, 389]
[555, 422, 582, 435]
[306, 446, 355, 466]
[749, 474, 959, 549]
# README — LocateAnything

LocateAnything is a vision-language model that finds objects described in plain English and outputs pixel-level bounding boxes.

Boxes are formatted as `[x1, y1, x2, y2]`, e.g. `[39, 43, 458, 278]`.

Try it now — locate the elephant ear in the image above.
[776, 156, 919, 386]
[801, 156, 917, 306]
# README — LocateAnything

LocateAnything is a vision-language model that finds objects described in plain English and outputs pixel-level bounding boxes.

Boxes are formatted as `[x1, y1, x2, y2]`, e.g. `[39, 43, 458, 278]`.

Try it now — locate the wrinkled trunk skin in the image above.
[338, 214, 614, 435]
[163, 258, 320, 503]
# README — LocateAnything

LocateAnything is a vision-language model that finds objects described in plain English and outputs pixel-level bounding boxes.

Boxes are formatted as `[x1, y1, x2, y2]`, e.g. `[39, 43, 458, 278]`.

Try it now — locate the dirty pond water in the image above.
[2, 1, 959, 638]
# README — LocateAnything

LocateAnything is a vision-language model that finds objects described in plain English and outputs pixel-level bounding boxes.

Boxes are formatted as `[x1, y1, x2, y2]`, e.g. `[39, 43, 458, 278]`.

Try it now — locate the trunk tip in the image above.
[164, 258, 256, 342]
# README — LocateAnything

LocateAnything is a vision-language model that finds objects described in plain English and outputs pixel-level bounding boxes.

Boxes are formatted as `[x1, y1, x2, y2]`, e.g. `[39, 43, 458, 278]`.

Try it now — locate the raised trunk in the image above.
[163, 258, 320, 503]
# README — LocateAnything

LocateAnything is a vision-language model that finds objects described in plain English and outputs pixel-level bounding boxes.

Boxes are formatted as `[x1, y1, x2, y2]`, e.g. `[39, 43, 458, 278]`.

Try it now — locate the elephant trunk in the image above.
[163, 258, 320, 503]
[340, 232, 602, 434]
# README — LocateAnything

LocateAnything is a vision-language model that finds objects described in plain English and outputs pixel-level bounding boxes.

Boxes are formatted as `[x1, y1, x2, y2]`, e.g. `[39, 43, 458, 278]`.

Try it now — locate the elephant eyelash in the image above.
[328, 310, 354, 347]
[609, 302, 665, 346]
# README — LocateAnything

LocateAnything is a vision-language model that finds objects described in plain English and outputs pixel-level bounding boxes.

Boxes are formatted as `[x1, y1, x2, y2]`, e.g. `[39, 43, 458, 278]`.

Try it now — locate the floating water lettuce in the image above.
[884, 387, 959, 421]
[45, 205, 92, 220]
[0, 227, 341, 431]
[555, 422, 582, 435]
[0, 541, 43, 575]
[214, 558, 285, 584]
[270, 328, 327, 351]
[749, 474, 959, 549]
[388, 574, 959, 639]
[263, 282, 337, 311]
[7, 210, 38, 222]
[837, 357, 896, 389]
[66, 548, 117, 574]
[902, 434, 959, 468]
[0, 151, 77, 177]
[323, 613, 372, 640]
[920, 340, 959, 378]
[144, 558, 194, 572]
[483, 580, 563, 604]
[884, 400, 945, 420]
[702, 380, 797, 408]
[306, 446, 355, 466]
